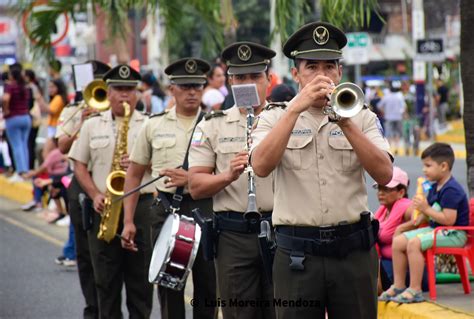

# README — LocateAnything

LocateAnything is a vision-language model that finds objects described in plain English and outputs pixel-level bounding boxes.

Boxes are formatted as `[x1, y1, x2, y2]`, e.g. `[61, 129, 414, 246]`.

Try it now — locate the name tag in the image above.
[291, 128, 312, 136]
[329, 130, 344, 137]
[218, 136, 245, 143]
[91, 135, 109, 140]
[153, 133, 176, 138]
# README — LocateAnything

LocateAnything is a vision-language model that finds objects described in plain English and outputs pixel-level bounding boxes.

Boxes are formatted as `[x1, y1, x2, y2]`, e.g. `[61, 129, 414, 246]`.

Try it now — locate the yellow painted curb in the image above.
[378, 301, 474, 319]
[436, 135, 465, 144]
[0, 175, 33, 204]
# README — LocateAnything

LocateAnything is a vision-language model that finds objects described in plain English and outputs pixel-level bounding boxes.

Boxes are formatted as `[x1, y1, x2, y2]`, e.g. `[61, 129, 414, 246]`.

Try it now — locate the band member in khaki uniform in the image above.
[188, 42, 276, 319]
[69, 64, 154, 319]
[56, 60, 110, 319]
[121, 58, 217, 319]
[251, 22, 393, 319]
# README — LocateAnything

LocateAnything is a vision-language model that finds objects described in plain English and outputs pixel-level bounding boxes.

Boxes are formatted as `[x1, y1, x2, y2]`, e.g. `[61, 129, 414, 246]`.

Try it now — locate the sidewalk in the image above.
[395, 119, 467, 159]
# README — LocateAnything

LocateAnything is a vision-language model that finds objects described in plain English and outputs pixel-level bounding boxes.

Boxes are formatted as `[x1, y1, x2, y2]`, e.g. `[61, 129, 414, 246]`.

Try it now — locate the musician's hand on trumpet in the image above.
[288, 75, 335, 114]
[224, 151, 249, 182]
[80, 107, 99, 122]
[160, 168, 189, 188]
[121, 222, 138, 252]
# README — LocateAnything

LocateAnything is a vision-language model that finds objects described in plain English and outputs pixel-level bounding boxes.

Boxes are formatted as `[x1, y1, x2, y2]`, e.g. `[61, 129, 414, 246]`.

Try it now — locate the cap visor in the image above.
[227, 64, 267, 75]
[171, 78, 207, 85]
[107, 80, 139, 87]
[296, 50, 342, 61]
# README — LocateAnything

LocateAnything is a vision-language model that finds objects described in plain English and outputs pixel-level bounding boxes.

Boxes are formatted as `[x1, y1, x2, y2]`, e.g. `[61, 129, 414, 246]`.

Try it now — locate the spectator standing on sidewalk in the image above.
[378, 83, 406, 155]
[435, 79, 449, 130]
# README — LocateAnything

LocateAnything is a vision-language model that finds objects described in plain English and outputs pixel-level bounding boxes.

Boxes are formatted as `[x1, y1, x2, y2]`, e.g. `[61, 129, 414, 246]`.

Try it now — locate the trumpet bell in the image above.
[83, 79, 110, 111]
[330, 82, 365, 118]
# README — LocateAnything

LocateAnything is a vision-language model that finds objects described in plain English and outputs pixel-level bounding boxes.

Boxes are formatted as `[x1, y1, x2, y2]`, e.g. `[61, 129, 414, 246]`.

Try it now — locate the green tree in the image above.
[14, 0, 381, 61]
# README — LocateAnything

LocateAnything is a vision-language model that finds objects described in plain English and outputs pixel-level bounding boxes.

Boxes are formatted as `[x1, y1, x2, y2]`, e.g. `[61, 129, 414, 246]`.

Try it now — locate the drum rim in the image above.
[148, 213, 180, 283]
[181, 220, 202, 286]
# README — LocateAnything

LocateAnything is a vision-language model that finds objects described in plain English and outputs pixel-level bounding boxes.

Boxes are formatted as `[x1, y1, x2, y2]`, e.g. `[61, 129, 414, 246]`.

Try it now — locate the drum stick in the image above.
[116, 234, 139, 251]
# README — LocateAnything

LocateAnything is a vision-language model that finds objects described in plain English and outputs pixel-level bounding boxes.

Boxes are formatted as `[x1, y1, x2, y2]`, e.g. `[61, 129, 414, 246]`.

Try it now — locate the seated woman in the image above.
[373, 166, 412, 293]
[24, 138, 70, 223]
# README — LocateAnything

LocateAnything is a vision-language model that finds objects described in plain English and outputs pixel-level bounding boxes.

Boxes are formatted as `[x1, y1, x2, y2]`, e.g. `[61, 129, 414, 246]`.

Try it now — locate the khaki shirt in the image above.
[252, 106, 391, 226]
[129, 106, 201, 193]
[189, 106, 273, 213]
[55, 103, 83, 139]
[69, 110, 154, 194]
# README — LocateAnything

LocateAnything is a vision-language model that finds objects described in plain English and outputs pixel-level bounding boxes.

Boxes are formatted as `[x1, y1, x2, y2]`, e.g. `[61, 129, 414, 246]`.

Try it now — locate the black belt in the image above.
[275, 213, 378, 265]
[215, 211, 272, 234]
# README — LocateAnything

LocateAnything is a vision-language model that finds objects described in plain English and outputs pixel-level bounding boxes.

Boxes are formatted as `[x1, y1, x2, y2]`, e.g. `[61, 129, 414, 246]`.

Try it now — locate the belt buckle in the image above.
[318, 225, 336, 243]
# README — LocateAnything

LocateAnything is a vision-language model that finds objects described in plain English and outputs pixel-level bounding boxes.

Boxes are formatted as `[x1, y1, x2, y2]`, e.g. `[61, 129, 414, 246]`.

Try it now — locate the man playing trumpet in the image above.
[251, 22, 393, 319]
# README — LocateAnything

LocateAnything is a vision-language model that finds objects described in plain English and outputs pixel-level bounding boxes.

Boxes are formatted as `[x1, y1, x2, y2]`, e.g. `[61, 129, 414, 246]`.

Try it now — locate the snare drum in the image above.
[149, 213, 201, 290]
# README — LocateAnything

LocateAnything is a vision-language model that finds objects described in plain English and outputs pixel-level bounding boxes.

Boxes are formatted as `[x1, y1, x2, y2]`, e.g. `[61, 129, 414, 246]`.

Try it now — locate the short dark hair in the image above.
[421, 142, 455, 170]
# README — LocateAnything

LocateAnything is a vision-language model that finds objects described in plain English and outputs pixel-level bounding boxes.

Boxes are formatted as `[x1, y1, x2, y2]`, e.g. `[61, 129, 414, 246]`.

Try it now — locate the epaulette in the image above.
[363, 103, 369, 109]
[265, 102, 287, 110]
[149, 110, 168, 118]
[204, 110, 225, 121]
[84, 113, 101, 121]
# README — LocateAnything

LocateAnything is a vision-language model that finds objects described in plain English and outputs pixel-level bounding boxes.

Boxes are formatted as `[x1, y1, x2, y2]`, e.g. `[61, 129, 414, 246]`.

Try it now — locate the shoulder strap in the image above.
[170, 111, 206, 212]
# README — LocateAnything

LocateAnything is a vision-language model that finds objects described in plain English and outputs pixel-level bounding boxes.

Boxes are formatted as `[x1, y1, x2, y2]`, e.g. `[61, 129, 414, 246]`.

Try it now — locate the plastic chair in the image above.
[424, 198, 474, 300]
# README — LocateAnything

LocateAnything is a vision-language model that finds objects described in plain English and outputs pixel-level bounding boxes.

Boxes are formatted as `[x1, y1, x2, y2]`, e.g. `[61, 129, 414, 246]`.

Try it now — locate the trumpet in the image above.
[60, 80, 110, 136]
[324, 82, 365, 120]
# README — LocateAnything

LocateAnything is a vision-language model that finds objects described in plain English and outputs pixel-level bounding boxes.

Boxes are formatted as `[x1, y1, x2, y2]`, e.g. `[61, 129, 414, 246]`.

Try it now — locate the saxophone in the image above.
[98, 102, 130, 242]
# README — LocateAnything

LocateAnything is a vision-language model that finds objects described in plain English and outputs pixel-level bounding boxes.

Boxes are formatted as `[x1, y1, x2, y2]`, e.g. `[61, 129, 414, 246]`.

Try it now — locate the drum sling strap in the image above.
[157, 112, 205, 214]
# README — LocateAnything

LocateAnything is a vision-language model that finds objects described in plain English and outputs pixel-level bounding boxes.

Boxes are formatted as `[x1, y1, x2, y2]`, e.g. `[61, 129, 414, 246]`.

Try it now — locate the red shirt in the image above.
[4, 82, 30, 118]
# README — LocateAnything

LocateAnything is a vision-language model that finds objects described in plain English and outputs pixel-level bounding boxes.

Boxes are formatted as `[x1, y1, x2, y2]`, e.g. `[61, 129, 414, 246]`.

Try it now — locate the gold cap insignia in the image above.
[185, 59, 197, 74]
[313, 26, 329, 46]
[119, 66, 130, 79]
[237, 44, 252, 62]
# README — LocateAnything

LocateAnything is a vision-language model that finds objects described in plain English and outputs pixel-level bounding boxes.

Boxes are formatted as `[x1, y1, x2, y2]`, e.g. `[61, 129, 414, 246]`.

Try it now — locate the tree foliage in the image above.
[12, 0, 381, 61]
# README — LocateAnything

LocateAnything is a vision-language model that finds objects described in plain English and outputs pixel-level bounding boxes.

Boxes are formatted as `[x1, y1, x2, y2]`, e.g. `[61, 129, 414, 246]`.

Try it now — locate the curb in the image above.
[378, 300, 474, 319]
[0, 175, 33, 204]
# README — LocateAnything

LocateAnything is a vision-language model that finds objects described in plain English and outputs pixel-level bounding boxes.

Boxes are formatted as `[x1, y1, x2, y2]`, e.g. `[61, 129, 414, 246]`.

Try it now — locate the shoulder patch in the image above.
[149, 110, 167, 118]
[204, 110, 225, 121]
[265, 102, 287, 110]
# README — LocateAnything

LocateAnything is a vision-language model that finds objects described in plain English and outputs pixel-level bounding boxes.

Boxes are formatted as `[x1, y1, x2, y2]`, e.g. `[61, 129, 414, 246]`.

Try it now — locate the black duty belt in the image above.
[215, 211, 272, 234]
[275, 212, 378, 267]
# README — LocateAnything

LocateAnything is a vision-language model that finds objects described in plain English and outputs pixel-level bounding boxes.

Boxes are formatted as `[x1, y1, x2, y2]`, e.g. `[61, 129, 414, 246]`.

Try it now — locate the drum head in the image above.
[149, 214, 179, 283]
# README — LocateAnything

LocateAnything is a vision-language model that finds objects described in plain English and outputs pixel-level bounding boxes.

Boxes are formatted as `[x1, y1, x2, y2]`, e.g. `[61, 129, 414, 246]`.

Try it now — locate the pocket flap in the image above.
[287, 136, 313, 149]
[152, 138, 176, 149]
[328, 138, 353, 150]
[217, 144, 243, 154]
[90, 138, 110, 149]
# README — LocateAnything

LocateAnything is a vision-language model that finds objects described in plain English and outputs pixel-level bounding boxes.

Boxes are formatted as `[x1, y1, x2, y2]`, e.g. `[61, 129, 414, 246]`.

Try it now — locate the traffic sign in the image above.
[415, 39, 444, 62]
[343, 32, 370, 65]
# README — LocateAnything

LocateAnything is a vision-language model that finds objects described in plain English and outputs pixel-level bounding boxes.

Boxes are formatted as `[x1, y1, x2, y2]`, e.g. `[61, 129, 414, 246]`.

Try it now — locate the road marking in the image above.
[0, 214, 63, 247]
